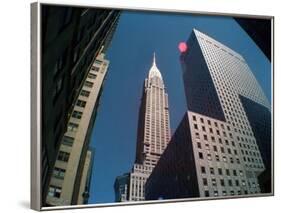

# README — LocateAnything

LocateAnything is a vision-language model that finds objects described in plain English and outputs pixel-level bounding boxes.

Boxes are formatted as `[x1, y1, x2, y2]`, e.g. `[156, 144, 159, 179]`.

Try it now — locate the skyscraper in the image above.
[39, 5, 120, 204]
[115, 54, 171, 201]
[46, 52, 110, 206]
[146, 29, 271, 200]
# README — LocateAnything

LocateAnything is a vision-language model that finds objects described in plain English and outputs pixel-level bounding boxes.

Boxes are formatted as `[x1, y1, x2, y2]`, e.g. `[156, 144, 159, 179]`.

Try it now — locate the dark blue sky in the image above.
[88, 10, 271, 204]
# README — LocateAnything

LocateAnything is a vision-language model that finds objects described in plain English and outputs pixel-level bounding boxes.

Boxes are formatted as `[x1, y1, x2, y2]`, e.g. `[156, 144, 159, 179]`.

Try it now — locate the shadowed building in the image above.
[146, 29, 271, 200]
[41, 5, 120, 205]
[235, 17, 272, 61]
[114, 173, 130, 202]
[114, 54, 171, 201]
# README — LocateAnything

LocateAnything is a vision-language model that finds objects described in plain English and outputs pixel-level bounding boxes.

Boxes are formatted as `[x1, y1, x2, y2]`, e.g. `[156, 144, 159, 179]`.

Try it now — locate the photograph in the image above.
[32, 3, 273, 210]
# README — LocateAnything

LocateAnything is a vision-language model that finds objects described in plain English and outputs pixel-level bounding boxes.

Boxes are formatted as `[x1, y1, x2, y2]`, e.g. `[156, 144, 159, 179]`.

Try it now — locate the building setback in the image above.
[146, 29, 271, 200]
[41, 5, 120, 204]
[46, 52, 109, 206]
[114, 54, 171, 201]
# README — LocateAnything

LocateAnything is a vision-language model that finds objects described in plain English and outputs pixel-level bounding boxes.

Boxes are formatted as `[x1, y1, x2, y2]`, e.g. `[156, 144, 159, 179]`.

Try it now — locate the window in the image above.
[84, 81, 94, 88]
[197, 142, 202, 149]
[220, 179, 225, 186]
[193, 115, 196, 121]
[225, 140, 229, 145]
[203, 178, 208, 186]
[80, 90, 90, 97]
[205, 190, 210, 197]
[48, 185, 62, 198]
[213, 146, 217, 152]
[199, 152, 203, 159]
[210, 167, 215, 175]
[62, 136, 74, 146]
[67, 122, 78, 132]
[212, 178, 217, 186]
[226, 169, 230, 176]
[58, 151, 70, 162]
[215, 154, 220, 161]
[228, 179, 233, 186]
[201, 166, 206, 174]
[92, 66, 100, 72]
[218, 168, 223, 175]
[88, 73, 97, 79]
[194, 124, 198, 129]
[53, 167, 66, 179]
[95, 59, 103, 65]
[207, 153, 212, 160]
[72, 110, 82, 119]
[76, 100, 86, 108]
[236, 158, 240, 164]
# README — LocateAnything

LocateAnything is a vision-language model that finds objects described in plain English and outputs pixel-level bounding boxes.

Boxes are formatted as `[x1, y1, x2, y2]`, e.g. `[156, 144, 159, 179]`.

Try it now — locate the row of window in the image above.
[192, 115, 231, 130]
[198, 151, 241, 164]
[194, 131, 236, 148]
[200, 166, 243, 177]
[197, 142, 238, 156]
[193, 123, 233, 139]
[202, 177, 245, 188]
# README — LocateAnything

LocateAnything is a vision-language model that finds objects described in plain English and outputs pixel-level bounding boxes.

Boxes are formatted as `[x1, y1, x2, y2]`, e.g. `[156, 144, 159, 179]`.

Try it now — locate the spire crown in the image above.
[148, 52, 162, 80]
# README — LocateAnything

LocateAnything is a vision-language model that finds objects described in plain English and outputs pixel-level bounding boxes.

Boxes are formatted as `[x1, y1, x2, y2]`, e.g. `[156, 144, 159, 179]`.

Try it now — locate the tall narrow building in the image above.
[115, 54, 171, 201]
[135, 53, 171, 167]
[146, 29, 271, 200]
[46, 52, 110, 206]
[40, 5, 120, 204]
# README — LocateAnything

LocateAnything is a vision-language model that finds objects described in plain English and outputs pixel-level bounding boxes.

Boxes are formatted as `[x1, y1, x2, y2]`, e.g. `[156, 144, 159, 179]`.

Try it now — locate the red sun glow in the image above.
[178, 42, 188, 53]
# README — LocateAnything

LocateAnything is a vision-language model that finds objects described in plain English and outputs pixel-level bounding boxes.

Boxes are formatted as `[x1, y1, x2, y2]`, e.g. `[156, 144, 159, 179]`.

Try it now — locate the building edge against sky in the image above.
[145, 29, 271, 200]
[39, 4, 120, 206]
[46, 52, 110, 206]
[114, 53, 172, 202]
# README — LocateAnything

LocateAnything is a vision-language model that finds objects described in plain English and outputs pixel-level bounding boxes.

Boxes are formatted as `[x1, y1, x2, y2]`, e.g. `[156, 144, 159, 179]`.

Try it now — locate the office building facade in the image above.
[146, 29, 271, 199]
[41, 5, 120, 204]
[46, 53, 109, 206]
[115, 54, 171, 201]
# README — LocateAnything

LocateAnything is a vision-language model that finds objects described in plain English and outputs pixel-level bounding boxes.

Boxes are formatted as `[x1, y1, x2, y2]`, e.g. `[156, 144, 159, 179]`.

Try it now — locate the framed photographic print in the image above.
[31, 1, 274, 211]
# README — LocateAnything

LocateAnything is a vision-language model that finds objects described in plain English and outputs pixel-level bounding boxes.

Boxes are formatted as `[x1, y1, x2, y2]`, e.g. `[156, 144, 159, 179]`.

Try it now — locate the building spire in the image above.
[148, 52, 162, 80]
